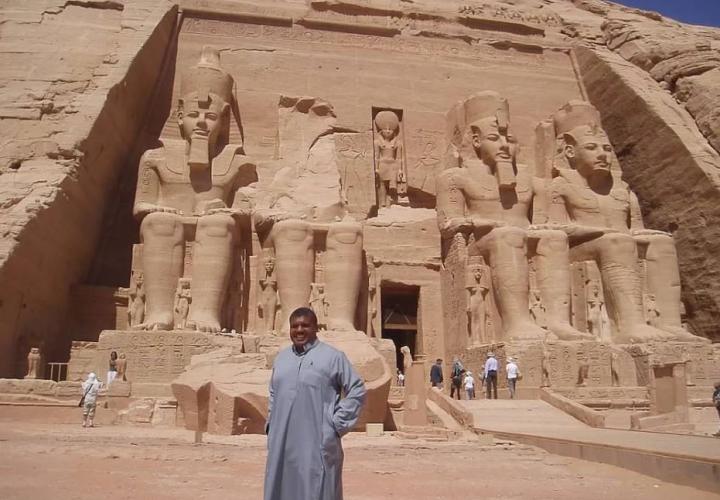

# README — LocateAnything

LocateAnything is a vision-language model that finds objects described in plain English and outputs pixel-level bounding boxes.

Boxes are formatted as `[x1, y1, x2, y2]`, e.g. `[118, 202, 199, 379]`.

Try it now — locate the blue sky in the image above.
[614, 1, 720, 28]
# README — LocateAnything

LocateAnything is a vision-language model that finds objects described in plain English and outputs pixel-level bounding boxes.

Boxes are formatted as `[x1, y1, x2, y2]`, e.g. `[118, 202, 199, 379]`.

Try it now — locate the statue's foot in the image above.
[615, 324, 674, 344]
[506, 321, 547, 341]
[546, 321, 595, 341]
[656, 324, 710, 343]
[136, 317, 173, 331]
[187, 317, 222, 333]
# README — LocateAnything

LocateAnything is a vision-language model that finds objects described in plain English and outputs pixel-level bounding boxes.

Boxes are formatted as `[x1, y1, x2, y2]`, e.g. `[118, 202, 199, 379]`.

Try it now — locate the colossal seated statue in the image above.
[544, 100, 702, 343]
[437, 92, 591, 341]
[133, 47, 257, 333]
[253, 97, 363, 333]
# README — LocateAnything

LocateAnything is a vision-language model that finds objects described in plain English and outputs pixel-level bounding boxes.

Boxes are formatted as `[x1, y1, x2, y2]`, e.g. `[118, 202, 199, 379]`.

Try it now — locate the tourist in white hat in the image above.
[80, 372, 102, 428]
[463, 370, 476, 400]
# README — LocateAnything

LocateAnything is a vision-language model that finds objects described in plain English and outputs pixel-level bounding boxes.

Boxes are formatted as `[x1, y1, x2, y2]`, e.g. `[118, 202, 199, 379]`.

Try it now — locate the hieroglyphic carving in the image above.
[458, 4, 561, 26]
[335, 132, 375, 218]
[407, 128, 443, 196]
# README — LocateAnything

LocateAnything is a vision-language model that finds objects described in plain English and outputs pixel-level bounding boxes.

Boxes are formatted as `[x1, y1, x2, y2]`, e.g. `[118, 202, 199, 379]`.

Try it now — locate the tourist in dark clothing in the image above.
[430, 359, 444, 389]
[713, 381, 720, 437]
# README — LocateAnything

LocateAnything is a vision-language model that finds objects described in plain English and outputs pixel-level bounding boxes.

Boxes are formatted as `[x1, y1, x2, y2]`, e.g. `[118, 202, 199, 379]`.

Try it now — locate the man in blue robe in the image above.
[264, 307, 366, 500]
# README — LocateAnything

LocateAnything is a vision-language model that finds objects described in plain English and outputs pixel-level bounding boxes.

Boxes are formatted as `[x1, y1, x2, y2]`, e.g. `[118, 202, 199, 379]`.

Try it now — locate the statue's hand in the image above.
[632, 228, 670, 238]
[139, 203, 183, 216]
[468, 217, 505, 230]
[440, 217, 473, 235]
[205, 207, 251, 218]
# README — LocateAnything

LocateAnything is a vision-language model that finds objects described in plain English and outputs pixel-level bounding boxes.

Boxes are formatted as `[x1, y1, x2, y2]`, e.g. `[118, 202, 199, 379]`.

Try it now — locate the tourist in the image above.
[107, 351, 118, 386]
[80, 372, 102, 428]
[463, 370, 475, 400]
[397, 369, 405, 387]
[430, 358, 444, 389]
[713, 381, 720, 437]
[450, 356, 464, 400]
[264, 307, 366, 500]
[506, 357, 519, 399]
[484, 352, 498, 399]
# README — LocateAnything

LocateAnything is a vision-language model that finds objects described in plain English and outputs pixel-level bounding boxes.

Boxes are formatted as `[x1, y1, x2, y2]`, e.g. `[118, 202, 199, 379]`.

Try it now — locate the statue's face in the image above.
[473, 268, 482, 280]
[264, 260, 274, 273]
[565, 127, 613, 178]
[380, 127, 395, 140]
[179, 93, 226, 146]
[471, 118, 517, 167]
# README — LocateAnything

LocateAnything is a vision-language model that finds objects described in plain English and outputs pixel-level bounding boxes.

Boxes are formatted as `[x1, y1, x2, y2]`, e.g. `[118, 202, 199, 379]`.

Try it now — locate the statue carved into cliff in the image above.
[254, 96, 363, 333]
[373, 110, 407, 208]
[258, 256, 279, 334]
[544, 100, 703, 343]
[587, 281, 609, 341]
[133, 46, 257, 333]
[366, 255, 378, 337]
[25, 347, 41, 380]
[400, 345, 413, 373]
[437, 91, 591, 341]
[127, 271, 145, 328]
[466, 259, 490, 345]
[310, 282, 329, 329]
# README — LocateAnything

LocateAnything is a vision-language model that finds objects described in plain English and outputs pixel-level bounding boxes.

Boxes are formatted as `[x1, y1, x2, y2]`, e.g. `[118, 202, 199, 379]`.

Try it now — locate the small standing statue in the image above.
[400, 345, 413, 373]
[258, 256, 279, 334]
[116, 353, 128, 382]
[644, 293, 660, 327]
[466, 264, 490, 345]
[541, 346, 551, 388]
[587, 282, 609, 340]
[610, 351, 620, 387]
[25, 347, 41, 379]
[373, 110, 407, 208]
[128, 271, 146, 328]
[173, 278, 192, 330]
[366, 255, 378, 337]
[310, 282, 329, 330]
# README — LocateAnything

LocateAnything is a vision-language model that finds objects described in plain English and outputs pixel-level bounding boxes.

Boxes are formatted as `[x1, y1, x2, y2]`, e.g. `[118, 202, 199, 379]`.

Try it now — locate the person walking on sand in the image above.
[430, 358, 444, 389]
[463, 370, 475, 400]
[506, 357, 519, 399]
[484, 352, 498, 399]
[80, 372, 102, 428]
[713, 381, 720, 437]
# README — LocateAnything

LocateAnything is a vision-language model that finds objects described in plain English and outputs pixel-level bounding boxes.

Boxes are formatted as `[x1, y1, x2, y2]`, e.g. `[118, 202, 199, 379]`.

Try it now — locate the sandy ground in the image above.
[0, 421, 717, 500]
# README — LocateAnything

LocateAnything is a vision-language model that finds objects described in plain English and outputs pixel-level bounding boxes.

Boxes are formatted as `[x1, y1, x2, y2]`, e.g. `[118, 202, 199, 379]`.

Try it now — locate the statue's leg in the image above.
[271, 219, 314, 332]
[325, 220, 363, 331]
[641, 234, 703, 341]
[475, 227, 545, 340]
[187, 214, 235, 333]
[378, 181, 387, 208]
[139, 212, 184, 330]
[571, 233, 671, 343]
[532, 230, 593, 340]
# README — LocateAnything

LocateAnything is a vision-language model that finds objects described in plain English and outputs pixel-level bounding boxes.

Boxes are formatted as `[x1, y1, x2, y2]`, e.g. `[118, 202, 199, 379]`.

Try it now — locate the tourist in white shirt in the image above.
[506, 357, 519, 399]
[463, 371, 475, 400]
[483, 352, 498, 399]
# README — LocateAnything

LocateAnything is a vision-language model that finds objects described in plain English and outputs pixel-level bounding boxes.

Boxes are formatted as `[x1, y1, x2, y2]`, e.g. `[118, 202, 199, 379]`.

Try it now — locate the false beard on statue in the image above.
[495, 159, 517, 191]
[188, 134, 210, 171]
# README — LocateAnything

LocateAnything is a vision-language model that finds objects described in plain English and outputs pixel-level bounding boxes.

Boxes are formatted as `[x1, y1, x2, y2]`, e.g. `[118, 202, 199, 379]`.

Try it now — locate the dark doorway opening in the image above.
[381, 285, 419, 373]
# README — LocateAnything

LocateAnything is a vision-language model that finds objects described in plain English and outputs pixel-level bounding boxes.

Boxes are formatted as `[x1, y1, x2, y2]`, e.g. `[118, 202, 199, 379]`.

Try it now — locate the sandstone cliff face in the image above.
[1, 0, 719, 376]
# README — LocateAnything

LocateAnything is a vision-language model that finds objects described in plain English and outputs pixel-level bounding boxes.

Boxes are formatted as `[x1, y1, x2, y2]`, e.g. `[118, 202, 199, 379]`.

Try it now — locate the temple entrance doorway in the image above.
[380, 285, 419, 373]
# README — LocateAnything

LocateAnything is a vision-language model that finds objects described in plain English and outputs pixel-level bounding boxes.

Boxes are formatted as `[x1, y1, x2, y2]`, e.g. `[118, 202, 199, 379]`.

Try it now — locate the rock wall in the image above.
[0, 0, 177, 376]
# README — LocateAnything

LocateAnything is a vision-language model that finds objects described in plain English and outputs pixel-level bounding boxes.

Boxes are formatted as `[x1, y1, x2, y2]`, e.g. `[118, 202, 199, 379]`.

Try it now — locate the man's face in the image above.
[566, 127, 613, 179]
[289, 314, 318, 350]
[179, 94, 225, 146]
[471, 118, 517, 167]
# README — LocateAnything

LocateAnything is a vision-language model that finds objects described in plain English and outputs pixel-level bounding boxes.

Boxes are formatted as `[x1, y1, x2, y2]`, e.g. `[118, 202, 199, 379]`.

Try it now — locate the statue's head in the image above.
[264, 257, 275, 273]
[177, 46, 240, 169]
[463, 92, 517, 169]
[554, 101, 614, 180]
[30, 347, 39, 354]
[374, 110, 400, 141]
[179, 278, 191, 290]
[135, 272, 144, 284]
[473, 266, 483, 281]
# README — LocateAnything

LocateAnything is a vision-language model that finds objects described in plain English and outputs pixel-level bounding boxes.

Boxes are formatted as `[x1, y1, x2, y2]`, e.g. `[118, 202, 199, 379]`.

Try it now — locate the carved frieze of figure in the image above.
[310, 282, 329, 329]
[541, 345, 551, 387]
[466, 261, 490, 345]
[373, 110, 407, 208]
[173, 278, 192, 330]
[128, 271, 146, 328]
[544, 100, 702, 343]
[25, 347, 41, 380]
[529, 289, 547, 329]
[576, 362, 589, 387]
[132, 46, 257, 333]
[258, 256, 279, 334]
[437, 91, 591, 342]
[644, 293, 660, 327]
